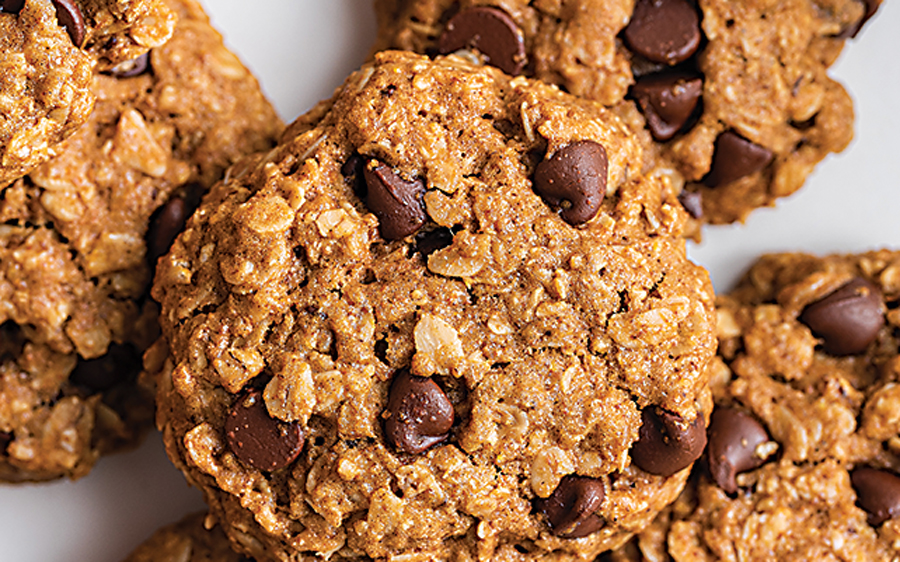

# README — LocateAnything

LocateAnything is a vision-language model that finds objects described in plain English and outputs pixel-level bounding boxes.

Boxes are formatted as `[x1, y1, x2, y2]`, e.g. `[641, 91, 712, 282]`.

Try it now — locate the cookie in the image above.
[606, 250, 900, 561]
[0, 0, 281, 482]
[123, 513, 250, 562]
[0, 0, 177, 187]
[371, 0, 876, 230]
[153, 50, 717, 561]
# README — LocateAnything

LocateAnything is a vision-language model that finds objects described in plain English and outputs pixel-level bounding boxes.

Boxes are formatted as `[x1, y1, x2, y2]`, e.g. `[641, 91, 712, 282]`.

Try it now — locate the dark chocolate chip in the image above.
[799, 277, 884, 356]
[70, 344, 141, 392]
[226, 389, 304, 472]
[623, 0, 702, 65]
[0, 0, 25, 13]
[438, 6, 526, 76]
[632, 71, 703, 141]
[631, 408, 707, 477]
[703, 131, 774, 188]
[838, 0, 883, 38]
[533, 141, 607, 225]
[363, 160, 427, 241]
[383, 369, 453, 454]
[535, 475, 606, 538]
[52, 0, 85, 47]
[103, 53, 151, 78]
[707, 407, 770, 494]
[0, 431, 12, 455]
[416, 227, 454, 258]
[147, 183, 204, 267]
[851, 467, 900, 526]
[677, 189, 703, 219]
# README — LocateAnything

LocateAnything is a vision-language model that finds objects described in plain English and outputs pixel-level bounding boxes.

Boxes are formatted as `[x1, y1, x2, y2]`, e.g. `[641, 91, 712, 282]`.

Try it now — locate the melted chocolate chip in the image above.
[104, 53, 151, 78]
[0, 0, 25, 13]
[363, 160, 427, 241]
[383, 369, 453, 454]
[70, 344, 141, 392]
[438, 6, 526, 75]
[225, 389, 304, 472]
[0, 431, 12, 455]
[533, 141, 607, 225]
[799, 277, 884, 356]
[838, 0, 883, 38]
[535, 475, 606, 538]
[416, 227, 454, 258]
[677, 190, 703, 219]
[851, 467, 900, 526]
[147, 183, 204, 266]
[703, 131, 774, 187]
[52, 0, 85, 46]
[707, 407, 770, 494]
[631, 408, 707, 477]
[632, 71, 703, 141]
[624, 0, 702, 65]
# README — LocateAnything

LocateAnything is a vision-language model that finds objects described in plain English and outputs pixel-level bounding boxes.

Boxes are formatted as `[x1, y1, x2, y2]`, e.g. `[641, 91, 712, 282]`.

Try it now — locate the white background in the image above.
[1, 1, 898, 560]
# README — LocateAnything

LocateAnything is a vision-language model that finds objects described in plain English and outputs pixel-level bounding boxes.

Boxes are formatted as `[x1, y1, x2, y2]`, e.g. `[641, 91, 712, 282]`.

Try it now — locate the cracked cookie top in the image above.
[153, 51, 716, 561]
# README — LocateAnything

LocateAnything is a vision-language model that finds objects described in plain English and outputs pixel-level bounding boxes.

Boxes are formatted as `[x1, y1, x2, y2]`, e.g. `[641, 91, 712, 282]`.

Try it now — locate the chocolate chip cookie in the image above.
[123, 512, 250, 562]
[153, 50, 717, 561]
[0, 0, 281, 482]
[0, 0, 177, 187]
[606, 250, 900, 561]
[371, 0, 875, 229]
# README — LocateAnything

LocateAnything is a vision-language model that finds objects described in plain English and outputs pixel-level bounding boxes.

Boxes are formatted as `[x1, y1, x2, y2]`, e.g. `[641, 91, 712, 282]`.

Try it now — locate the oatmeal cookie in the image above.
[123, 512, 250, 562]
[605, 250, 900, 561]
[0, 0, 176, 187]
[153, 50, 716, 561]
[0, 0, 281, 482]
[371, 0, 875, 229]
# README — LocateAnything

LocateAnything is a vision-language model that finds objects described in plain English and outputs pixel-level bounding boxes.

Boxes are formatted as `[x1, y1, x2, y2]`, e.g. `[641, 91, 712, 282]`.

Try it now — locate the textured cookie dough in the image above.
[605, 250, 900, 561]
[123, 513, 250, 562]
[0, 0, 176, 187]
[154, 50, 716, 561]
[0, 0, 281, 482]
[371, 0, 874, 230]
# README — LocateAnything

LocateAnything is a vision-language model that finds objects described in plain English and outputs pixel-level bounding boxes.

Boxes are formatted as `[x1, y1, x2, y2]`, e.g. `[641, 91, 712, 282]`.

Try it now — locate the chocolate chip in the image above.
[438, 6, 526, 76]
[677, 190, 703, 219]
[70, 344, 141, 392]
[0, 431, 12, 455]
[147, 183, 203, 266]
[0, 0, 25, 13]
[631, 408, 707, 477]
[383, 369, 453, 454]
[363, 160, 427, 241]
[838, 0, 882, 38]
[707, 407, 770, 494]
[52, 0, 85, 46]
[624, 0, 702, 65]
[851, 467, 900, 526]
[104, 53, 151, 78]
[703, 131, 774, 188]
[799, 277, 884, 356]
[533, 141, 607, 225]
[415, 227, 454, 258]
[226, 389, 304, 472]
[632, 71, 703, 141]
[535, 475, 606, 538]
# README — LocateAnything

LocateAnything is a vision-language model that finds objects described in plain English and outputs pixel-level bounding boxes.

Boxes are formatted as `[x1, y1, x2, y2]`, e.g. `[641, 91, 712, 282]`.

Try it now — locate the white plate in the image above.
[1, 1, 897, 560]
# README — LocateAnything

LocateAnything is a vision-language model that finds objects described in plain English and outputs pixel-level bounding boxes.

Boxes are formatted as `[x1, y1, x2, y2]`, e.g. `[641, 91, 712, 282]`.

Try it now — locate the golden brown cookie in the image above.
[153, 50, 716, 561]
[0, 0, 177, 187]
[371, 0, 875, 231]
[0, 0, 281, 482]
[605, 250, 900, 561]
[122, 513, 250, 562]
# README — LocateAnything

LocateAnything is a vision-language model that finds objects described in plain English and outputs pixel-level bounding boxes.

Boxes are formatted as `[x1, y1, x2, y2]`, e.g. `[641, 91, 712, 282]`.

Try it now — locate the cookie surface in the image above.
[372, 0, 872, 230]
[154, 50, 716, 561]
[607, 250, 900, 561]
[123, 512, 250, 562]
[0, 0, 281, 482]
[0, 0, 177, 187]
